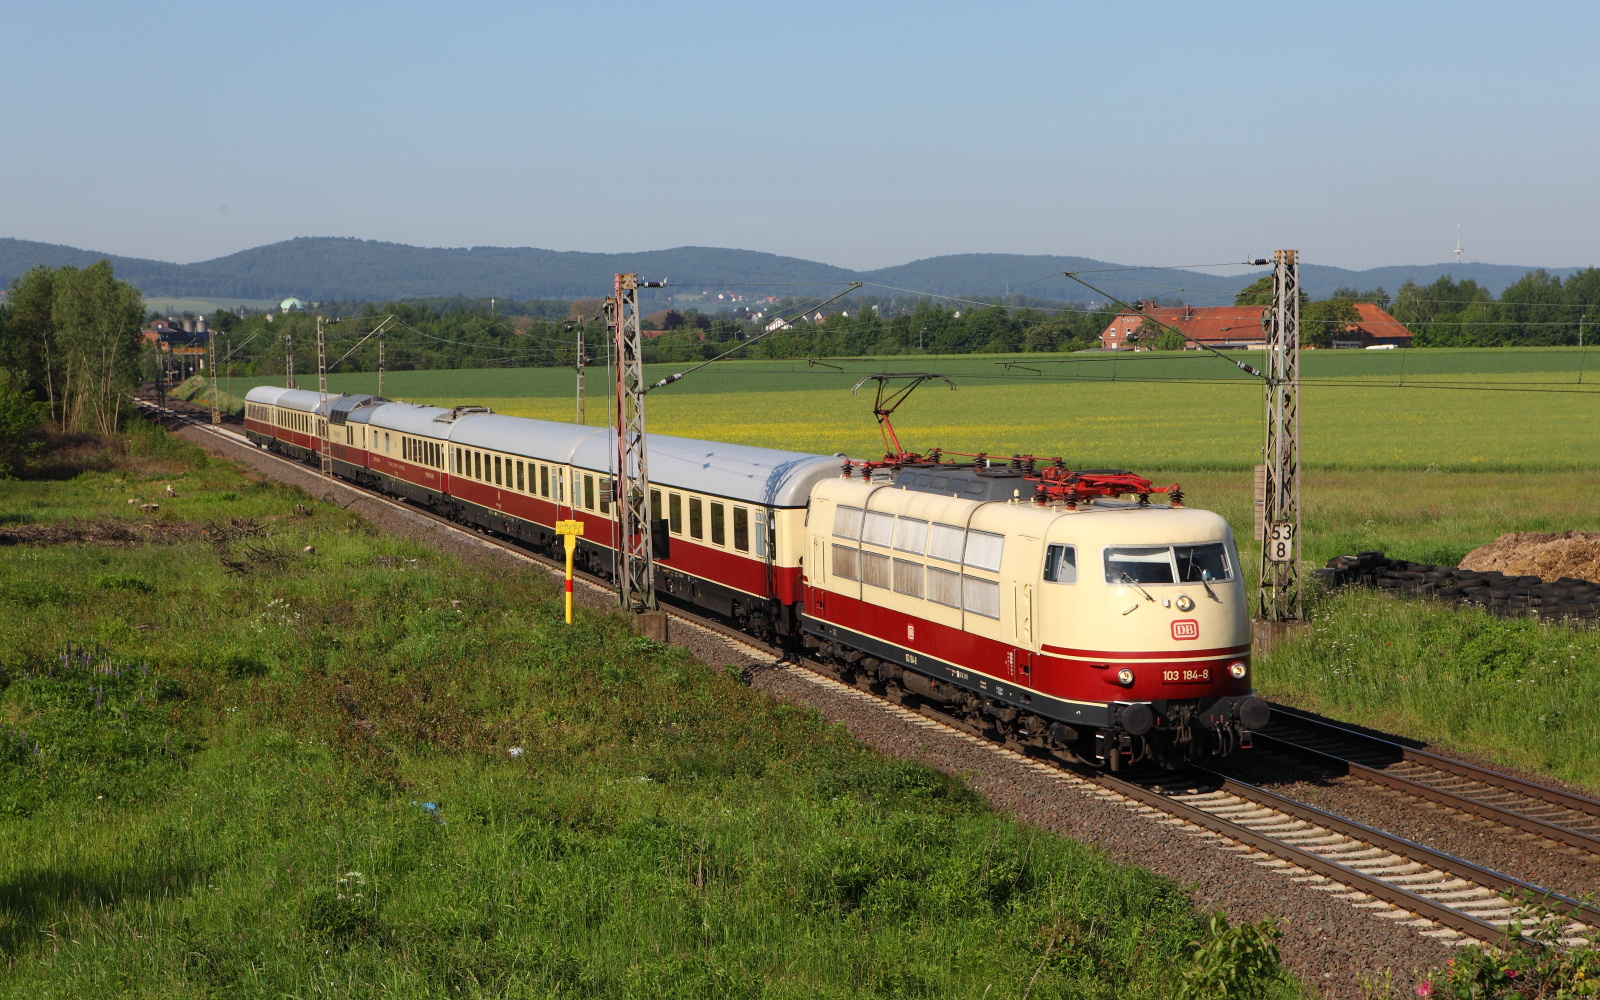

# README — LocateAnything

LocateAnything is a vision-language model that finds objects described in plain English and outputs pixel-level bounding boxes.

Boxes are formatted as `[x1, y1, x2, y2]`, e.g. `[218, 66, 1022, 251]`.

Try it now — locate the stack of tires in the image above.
[1315, 552, 1600, 621]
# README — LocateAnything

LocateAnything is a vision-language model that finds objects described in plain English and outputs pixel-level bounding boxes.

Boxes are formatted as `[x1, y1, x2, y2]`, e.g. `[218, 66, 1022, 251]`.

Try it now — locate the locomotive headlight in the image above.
[1116, 667, 1135, 686]
[1175, 595, 1195, 612]
[1228, 661, 1248, 679]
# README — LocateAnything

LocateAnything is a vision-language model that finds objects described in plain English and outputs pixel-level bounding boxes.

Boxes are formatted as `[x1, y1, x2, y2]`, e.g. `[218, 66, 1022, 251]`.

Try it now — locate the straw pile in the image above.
[1459, 531, 1600, 585]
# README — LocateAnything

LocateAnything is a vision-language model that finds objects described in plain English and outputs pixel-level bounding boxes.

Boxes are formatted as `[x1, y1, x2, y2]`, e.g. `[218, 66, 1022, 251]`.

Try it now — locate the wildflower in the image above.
[1507, 970, 1518, 979]
[1415, 983, 1431, 997]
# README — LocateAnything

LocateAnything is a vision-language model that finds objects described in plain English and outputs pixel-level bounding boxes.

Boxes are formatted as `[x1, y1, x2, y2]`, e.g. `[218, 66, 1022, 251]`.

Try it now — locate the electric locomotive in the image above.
[242, 385, 1266, 767]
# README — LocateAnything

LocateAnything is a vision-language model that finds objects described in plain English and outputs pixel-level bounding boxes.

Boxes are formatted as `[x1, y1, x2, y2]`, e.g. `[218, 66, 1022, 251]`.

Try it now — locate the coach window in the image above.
[753, 509, 767, 558]
[650, 489, 662, 523]
[516, 461, 524, 492]
[600, 478, 612, 515]
[539, 464, 549, 497]
[496, 456, 504, 486]
[733, 507, 749, 552]
[385, 432, 391, 453]
[1043, 544, 1077, 584]
[584, 474, 596, 511]
[689, 497, 703, 539]
[669, 493, 683, 534]
[710, 502, 726, 546]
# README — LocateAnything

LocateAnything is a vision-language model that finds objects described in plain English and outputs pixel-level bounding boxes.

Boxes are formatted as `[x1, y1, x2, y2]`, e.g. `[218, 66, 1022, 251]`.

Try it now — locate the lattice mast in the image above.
[612, 273, 661, 610]
[207, 329, 220, 425]
[1259, 250, 1302, 621]
[284, 332, 295, 390]
[575, 319, 587, 425]
[315, 315, 332, 479]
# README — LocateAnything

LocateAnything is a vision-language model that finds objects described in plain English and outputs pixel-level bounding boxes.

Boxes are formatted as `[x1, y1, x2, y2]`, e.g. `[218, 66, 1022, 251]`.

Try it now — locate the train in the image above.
[243, 384, 1268, 769]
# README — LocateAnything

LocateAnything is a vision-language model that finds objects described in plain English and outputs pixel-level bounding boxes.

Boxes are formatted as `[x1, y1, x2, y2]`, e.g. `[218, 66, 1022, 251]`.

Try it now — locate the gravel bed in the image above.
[1221, 746, 1600, 903]
[175, 422, 1457, 996]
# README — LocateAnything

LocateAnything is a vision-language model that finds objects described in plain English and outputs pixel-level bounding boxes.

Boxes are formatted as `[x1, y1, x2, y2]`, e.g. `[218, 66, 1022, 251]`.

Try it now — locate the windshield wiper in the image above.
[1199, 569, 1221, 603]
[1118, 570, 1155, 602]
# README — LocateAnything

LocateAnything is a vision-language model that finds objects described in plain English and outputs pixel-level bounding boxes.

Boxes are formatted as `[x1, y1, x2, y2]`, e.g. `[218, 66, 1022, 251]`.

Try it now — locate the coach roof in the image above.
[444, 412, 838, 507]
[572, 429, 839, 507]
[245, 388, 333, 414]
[369, 401, 459, 437]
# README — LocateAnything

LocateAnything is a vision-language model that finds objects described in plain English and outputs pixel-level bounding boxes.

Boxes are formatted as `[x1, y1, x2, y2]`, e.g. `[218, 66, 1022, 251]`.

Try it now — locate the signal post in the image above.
[557, 519, 584, 623]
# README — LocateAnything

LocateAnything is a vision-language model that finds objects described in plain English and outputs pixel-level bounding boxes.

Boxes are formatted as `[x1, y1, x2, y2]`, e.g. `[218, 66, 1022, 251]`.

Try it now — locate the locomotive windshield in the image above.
[1104, 543, 1232, 585]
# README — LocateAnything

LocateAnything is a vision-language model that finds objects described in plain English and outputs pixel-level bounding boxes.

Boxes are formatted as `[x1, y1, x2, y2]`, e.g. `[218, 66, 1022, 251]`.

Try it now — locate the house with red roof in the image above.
[1099, 302, 1412, 350]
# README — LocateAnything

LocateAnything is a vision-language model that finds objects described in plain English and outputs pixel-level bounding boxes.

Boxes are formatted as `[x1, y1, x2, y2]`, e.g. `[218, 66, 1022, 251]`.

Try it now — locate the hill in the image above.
[0, 236, 1588, 307]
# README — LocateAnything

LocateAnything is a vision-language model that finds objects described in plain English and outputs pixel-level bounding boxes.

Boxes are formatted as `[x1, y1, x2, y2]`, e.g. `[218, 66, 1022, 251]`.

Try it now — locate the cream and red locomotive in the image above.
[244, 385, 1267, 768]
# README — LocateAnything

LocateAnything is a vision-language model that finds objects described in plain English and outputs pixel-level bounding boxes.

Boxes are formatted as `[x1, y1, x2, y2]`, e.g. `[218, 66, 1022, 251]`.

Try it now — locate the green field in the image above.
[0, 426, 1298, 998]
[234, 347, 1600, 471]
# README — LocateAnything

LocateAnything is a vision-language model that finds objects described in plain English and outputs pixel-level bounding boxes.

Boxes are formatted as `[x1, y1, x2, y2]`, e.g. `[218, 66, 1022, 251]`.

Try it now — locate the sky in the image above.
[3, 1, 1597, 272]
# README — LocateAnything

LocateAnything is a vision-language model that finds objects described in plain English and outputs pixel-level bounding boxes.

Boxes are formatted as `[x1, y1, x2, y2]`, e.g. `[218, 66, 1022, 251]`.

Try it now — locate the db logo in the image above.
[1171, 619, 1200, 641]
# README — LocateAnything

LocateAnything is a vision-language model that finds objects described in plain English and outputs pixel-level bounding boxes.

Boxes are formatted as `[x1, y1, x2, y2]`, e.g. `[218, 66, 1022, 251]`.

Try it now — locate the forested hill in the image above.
[0, 236, 1587, 305]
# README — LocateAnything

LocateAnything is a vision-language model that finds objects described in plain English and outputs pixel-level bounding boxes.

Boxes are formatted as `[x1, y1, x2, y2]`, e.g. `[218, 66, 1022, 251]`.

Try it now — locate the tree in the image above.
[2, 267, 60, 421]
[51, 261, 145, 434]
[1234, 276, 1273, 306]
[1302, 298, 1360, 349]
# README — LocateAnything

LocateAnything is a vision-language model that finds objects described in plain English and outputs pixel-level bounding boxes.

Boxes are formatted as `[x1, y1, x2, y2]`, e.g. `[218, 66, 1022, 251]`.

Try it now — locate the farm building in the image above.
[1099, 302, 1413, 350]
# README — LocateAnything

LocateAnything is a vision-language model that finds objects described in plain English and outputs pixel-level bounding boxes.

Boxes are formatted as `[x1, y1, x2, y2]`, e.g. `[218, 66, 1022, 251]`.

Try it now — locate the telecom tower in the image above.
[1259, 250, 1302, 622]
[1455, 224, 1463, 264]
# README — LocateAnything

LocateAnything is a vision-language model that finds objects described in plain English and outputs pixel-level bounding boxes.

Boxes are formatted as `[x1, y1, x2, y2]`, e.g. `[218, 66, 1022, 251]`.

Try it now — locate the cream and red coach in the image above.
[241, 384, 1265, 767]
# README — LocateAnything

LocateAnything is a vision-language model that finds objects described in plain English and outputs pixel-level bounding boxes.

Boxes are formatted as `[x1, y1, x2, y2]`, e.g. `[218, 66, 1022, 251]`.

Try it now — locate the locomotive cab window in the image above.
[1104, 546, 1176, 585]
[1175, 543, 1232, 582]
[1043, 544, 1077, 584]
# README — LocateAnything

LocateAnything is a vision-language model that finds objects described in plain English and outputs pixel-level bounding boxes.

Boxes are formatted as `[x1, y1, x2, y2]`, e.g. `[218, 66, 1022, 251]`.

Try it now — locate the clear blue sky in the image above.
[3, 1, 1596, 272]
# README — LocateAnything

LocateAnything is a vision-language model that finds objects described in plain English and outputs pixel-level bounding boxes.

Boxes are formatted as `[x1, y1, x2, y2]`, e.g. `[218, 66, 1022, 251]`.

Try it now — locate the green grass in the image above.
[0, 424, 1300, 999]
[236, 347, 1600, 470]
[1256, 590, 1600, 790]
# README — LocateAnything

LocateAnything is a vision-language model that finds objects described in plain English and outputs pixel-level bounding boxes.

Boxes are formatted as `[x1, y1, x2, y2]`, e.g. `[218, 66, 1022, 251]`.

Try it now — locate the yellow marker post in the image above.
[555, 520, 584, 623]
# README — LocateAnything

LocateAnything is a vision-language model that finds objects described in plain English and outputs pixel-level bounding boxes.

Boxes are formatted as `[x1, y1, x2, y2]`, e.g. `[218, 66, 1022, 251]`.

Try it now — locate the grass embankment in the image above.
[0, 424, 1298, 998]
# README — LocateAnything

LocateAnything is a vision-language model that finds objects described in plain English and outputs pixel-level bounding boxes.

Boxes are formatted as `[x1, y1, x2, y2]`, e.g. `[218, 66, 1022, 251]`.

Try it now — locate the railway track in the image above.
[136, 394, 1600, 949]
[1256, 706, 1600, 855]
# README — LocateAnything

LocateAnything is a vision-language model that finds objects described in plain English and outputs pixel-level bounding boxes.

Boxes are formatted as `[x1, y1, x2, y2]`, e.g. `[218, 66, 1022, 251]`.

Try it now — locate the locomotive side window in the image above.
[1043, 544, 1077, 584]
[861, 511, 894, 547]
[927, 523, 965, 562]
[964, 530, 1004, 572]
[832, 505, 864, 540]
[831, 544, 860, 581]
[861, 551, 891, 589]
[1175, 543, 1232, 582]
[927, 566, 962, 607]
[710, 502, 725, 545]
[669, 493, 682, 534]
[733, 507, 749, 552]
[962, 576, 1001, 619]
[1104, 546, 1176, 584]
[893, 517, 928, 554]
[689, 498, 704, 539]
[893, 558, 924, 597]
